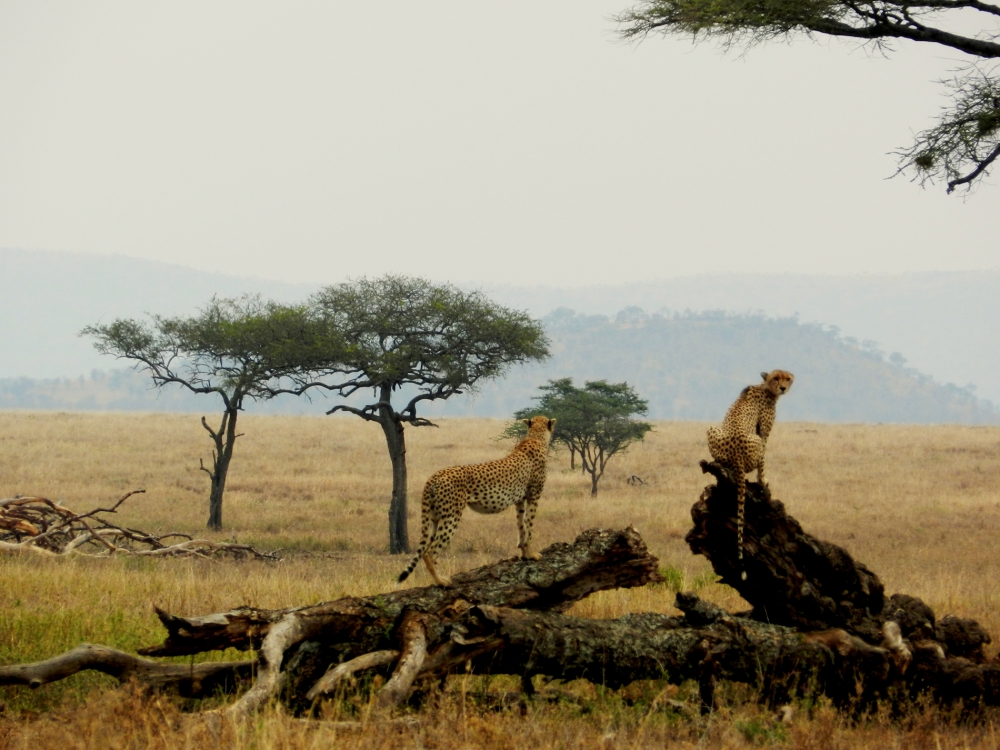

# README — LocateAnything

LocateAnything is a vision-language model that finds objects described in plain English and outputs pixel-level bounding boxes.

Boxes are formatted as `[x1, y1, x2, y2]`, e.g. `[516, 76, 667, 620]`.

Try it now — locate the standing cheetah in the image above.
[397, 415, 555, 587]
[707, 370, 794, 579]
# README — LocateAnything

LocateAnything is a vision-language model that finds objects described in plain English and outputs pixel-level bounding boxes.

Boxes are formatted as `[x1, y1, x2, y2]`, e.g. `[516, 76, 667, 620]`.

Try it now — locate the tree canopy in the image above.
[83, 295, 325, 530]
[301, 276, 549, 553]
[616, 0, 1000, 193]
[509, 378, 652, 496]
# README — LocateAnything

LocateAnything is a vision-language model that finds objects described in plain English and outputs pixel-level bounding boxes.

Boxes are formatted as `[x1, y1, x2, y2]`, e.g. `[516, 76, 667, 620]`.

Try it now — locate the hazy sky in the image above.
[1, 1, 996, 287]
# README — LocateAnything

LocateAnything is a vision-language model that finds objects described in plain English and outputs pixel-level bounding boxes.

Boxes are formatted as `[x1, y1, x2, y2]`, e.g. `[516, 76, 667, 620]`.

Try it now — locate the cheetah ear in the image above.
[760, 371, 769, 381]
[522, 419, 531, 427]
[547, 418, 556, 431]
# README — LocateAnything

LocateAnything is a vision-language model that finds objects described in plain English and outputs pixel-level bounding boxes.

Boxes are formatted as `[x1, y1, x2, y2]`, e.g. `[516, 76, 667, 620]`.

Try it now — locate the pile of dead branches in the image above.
[0, 491, 279, 560]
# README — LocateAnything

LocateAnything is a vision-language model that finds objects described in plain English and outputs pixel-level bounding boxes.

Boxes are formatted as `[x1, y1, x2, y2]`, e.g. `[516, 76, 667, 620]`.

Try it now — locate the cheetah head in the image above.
[523, 415, 556, 445]
[760, 370, 794, 397]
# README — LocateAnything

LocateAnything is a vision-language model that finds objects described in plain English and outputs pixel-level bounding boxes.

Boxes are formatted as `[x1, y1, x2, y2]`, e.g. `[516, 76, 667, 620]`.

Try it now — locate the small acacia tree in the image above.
[616, 0, 1000, 193]
[508, 378, 652, 496]
[83, 296, 328, 530]
[298, 276, 549, 554]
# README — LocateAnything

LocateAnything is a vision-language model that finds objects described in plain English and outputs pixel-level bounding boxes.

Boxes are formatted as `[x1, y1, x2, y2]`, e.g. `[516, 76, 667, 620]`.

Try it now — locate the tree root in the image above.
[377, 612, 428, 707]
[305, 650, 400, 701]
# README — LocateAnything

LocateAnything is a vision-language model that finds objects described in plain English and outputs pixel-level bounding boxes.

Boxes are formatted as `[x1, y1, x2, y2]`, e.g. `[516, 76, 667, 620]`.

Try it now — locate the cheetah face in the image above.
[522, 415, 556, 446]
[760, 370, 794, 397]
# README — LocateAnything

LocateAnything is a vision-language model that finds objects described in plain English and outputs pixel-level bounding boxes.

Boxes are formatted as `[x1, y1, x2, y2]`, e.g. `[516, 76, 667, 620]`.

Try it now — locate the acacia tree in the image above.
[83, 296, 327, 530]
[509, 378, 652, 496]
[511, 378, 588, 471]
[300, 276, 549, 554]
[616, 0, 1000, 193]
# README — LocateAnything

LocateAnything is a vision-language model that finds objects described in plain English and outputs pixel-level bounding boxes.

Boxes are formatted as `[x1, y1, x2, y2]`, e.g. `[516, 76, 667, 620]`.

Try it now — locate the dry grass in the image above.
[2, 411, 1000, 748]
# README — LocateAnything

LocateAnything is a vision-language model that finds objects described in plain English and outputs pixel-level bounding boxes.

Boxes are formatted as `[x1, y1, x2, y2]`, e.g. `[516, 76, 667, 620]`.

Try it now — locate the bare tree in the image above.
[84, 296, 321, 530]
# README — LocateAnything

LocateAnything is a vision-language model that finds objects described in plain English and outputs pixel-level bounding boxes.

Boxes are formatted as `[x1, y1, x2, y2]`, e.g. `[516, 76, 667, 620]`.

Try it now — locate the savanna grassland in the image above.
[2, 411, 1000, 749]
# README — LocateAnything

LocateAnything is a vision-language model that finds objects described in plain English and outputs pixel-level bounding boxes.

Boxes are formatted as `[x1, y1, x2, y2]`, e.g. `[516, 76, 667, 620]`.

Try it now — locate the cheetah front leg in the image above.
[756, 445, 768, 487]
[516, 489, 543, 561]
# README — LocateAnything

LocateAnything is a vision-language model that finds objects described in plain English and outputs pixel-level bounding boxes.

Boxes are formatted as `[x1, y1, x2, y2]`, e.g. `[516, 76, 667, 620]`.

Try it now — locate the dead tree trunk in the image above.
[1, 527, 660, 713]
[139, 527, 659, 656]
[146, 526, 662, 717]
[688, 460, 887, 640]
[684, 461, 997, 708]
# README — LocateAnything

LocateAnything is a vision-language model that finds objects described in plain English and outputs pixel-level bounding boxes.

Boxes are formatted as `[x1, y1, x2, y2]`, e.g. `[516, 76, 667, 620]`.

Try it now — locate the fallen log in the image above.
[4, 467, 999, 717]
[0, 527, 663, 716]
[215, 526, 663, 718]
[140, 526, 661, 658]
[441, 595, 912, 712]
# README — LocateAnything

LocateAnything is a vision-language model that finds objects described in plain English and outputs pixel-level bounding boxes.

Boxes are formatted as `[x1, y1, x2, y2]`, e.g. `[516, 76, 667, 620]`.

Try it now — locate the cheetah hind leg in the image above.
[422, 553, 451, 588]
[398, 516, 450, 586]
[421, 513, 462, 587]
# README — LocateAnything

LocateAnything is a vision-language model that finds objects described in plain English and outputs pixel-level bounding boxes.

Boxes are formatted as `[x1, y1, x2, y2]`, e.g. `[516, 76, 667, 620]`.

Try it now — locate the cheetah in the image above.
[397, 415, 556, 587]
[707, 370, 794, 579]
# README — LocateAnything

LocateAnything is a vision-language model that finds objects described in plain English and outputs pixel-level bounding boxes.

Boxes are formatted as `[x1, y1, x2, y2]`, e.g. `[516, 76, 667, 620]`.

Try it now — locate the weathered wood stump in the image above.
[689, 461, 886, 639]
[690, 460, 999, 708]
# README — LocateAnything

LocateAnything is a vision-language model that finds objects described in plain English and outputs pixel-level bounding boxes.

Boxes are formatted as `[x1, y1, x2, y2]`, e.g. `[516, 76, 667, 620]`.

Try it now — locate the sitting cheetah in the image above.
[707, 370, 794, 579]
[397, 415, 555, 587]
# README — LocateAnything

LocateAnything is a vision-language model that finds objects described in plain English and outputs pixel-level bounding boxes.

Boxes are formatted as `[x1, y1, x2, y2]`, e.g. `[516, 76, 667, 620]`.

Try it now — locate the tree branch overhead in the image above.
[616, 0, 1000, 191]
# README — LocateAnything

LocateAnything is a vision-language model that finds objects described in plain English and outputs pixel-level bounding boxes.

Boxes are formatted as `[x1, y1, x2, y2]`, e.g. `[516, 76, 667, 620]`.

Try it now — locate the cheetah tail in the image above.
[397, 531, 431, 583]
[398, 483, 436, 584]
[397, 554, 421, 583]
[736, 471, 747, 581]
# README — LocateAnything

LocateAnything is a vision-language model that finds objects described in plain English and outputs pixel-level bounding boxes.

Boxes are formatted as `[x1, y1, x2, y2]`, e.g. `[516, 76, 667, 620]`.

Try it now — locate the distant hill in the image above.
[427, 309, 997, 424]
[481, 271, 1000, 405]
[3, 309, 995, 424]
[3, 248, 996, 405]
